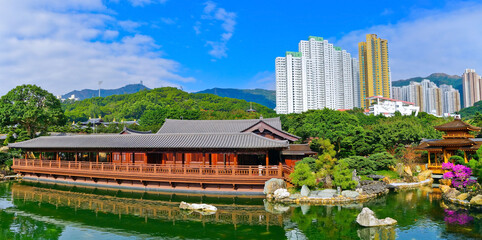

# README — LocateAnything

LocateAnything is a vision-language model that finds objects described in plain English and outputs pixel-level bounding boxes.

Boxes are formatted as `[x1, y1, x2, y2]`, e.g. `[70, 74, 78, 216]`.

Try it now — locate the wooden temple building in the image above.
[415, 118, 481, 174]
[10, 117, 315, 195]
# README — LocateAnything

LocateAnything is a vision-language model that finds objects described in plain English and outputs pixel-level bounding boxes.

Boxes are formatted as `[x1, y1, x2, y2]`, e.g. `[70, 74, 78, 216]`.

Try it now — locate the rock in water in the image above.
[300, 185, 310, 197]
[273, 188, 290, 200]
[417, 170, 432, 181]
[456, 193, 469, 201]
[179, 201, 217, 213]
[470, 195, 482, 205]
[356, 207, 397, 227]
[440, 185, 450, 193]
[264, 178, 287, 195]
[342, 190, 360, 199]
[445, 188, 461, 199]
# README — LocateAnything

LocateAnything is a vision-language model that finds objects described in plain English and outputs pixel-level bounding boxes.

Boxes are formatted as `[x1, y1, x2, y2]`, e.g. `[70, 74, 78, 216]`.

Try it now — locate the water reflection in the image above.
[0, 181, 481, 239]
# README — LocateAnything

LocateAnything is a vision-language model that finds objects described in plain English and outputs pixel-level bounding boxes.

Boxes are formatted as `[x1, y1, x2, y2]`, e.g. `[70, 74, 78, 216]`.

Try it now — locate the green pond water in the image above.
[0, 181, 481, 240]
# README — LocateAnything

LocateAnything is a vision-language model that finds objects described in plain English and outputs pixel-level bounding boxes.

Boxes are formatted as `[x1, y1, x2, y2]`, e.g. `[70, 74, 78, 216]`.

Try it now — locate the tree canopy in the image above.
[0, 85, 65, 137]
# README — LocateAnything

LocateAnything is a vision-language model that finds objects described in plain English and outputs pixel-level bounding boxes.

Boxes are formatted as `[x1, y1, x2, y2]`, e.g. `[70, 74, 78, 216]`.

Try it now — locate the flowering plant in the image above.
[442, 163, 476, 189]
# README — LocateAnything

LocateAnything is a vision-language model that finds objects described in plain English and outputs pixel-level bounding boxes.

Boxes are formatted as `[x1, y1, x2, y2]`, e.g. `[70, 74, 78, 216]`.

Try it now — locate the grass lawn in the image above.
[375, 170, 401, 179]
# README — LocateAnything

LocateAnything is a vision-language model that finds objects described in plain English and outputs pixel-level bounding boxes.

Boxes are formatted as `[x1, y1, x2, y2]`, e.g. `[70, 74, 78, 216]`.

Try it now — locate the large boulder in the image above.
[470, 195, 482, 205]
[356, 207, 397, 227]
[403, 166, 412, 177]
[361, 181, 388, 195]
[456, 193, 469, 201]
[264, 178, 287, 195]
[179, 201, 217, 213]
[314, 189, 337, 198]
[273, 188, 290, 200]
[417, 170, 432, 182]
[300, 185, 311, 197]
[342, 190, 360, 199]
[440, 185, 451, 193]
[395, 163, 404, 177]
[445, 188, 461, 199]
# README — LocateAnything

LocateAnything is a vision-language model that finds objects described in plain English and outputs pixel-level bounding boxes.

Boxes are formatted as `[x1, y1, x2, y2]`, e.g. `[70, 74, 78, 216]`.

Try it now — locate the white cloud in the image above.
[0, 0, 194, 96]
[127, 0, 167, 7]
[337, 2, 482, 80]
[247, 71, 275, 90]
[199, 1, 236, 59]
[161, 17, 175, 25]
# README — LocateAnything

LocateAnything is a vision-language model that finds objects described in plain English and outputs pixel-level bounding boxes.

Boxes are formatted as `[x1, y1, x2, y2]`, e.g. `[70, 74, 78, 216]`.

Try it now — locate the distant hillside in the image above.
[393, 73, 464, 106]
[62, 83, 150, 100]
[197, 88, 276, 109]
[62, 87, 276, 131]
[459, 100, 482, 118]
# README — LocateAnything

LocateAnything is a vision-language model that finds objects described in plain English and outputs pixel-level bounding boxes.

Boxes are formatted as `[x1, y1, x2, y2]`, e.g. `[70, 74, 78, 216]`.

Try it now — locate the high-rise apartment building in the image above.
[392, 80, 460, 116]
[275, 36, 359, 114]
[462, 69, 482, 107]
[358, 34, 390, 108]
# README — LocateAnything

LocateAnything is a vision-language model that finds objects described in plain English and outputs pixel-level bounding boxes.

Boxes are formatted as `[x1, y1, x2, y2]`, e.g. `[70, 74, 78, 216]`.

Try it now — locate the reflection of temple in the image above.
[415, 118, 481, 174]
[11, 183, 286, 230]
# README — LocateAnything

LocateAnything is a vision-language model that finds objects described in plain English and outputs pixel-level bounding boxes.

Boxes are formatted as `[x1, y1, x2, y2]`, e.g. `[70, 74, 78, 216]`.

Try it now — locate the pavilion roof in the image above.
[434, 119, 481, 131]
[8, 133, 289, 151]
[157, 118, 283, 134]
[119, 126, 152, 135]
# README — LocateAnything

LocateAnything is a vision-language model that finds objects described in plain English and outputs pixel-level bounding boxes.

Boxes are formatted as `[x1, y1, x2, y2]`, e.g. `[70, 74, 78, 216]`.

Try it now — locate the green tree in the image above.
[290, 162, 316, 187]
[333, 161, 357, 190]
[0, 85, 66, 137]
[368, 152, 397, 170]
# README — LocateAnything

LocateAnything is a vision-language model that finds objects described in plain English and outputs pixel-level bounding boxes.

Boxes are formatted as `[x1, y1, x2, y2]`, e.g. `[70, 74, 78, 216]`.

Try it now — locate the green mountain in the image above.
[393, 73, 464, 105]
[459, 100, 482, 118]
[62, 87, 276, 131]
[197, 88, 276, 109]
[62, 83, 150, 100]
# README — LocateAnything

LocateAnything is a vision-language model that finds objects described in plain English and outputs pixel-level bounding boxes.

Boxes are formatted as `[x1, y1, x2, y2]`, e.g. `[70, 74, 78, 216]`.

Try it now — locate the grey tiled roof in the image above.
[157, 118, 282, 134]
[9, 133, 289, 150]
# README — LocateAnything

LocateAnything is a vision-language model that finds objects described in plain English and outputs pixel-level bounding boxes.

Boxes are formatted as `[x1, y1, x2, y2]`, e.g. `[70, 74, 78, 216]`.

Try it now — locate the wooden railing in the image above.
[12, 159, 293, 184]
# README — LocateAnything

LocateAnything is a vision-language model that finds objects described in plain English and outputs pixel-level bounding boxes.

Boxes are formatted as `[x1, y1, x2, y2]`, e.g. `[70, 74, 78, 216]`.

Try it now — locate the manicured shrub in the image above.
[333, 161, 357, 190]
[339, 156, 375, 175]
[368, 152, 396, 170]
[295, 157, 319, 172]
[449, 155, 465, 165]
[290, 162, 316, 187]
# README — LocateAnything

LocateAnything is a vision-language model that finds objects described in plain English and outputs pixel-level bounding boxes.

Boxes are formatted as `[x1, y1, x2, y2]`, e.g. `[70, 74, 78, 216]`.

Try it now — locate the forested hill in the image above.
[62, 83, 150, 100]
[197, 88, 276, 109]
[62, 87, 276, 131]
[459, 100, 482, 118]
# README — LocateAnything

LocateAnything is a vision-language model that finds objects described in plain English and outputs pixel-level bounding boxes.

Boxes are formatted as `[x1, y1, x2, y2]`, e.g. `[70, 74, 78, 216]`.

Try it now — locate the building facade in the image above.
[366, 96, 419, 117]
[392, 80, 460, 116]
[275, 36, 359, 114]
[358, 34, 391, 108]
[462, 69, 482, 107]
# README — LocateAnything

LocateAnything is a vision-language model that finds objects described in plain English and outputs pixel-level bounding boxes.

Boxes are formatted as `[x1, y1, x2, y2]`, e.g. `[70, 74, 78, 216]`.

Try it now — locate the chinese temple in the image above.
[10, 117, 314, 195]
[415, 118, 481, 173]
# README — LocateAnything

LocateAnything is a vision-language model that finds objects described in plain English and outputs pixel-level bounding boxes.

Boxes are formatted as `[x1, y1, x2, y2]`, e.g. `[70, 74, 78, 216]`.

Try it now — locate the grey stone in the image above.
[179, 201, 217, 214]
[367, 174, 385, 180]
[356, 207, 397, 227]
[300, 185, 310, 197]
[264, 199, 290, 214]
[264, 178, 287, 194]
[273, 188, 290, 200]
[337, 186, 341, 195]
[342, 190, 360, 199]
[316, 189, 337, 198]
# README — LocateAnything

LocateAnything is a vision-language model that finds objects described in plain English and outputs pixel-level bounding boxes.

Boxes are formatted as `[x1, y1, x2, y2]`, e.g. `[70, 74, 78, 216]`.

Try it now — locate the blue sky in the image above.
[0, 0, 481, 96]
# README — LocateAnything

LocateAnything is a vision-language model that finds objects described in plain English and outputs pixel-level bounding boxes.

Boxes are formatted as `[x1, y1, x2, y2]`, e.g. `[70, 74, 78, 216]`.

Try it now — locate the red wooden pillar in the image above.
[56, 152, 60, 161]
[265, 151, 269, 167]
[75, 152, 78, 163]
[234, 154, 238, 166]
[39, 153, 42, 160]
[96, 152, 99, 163]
